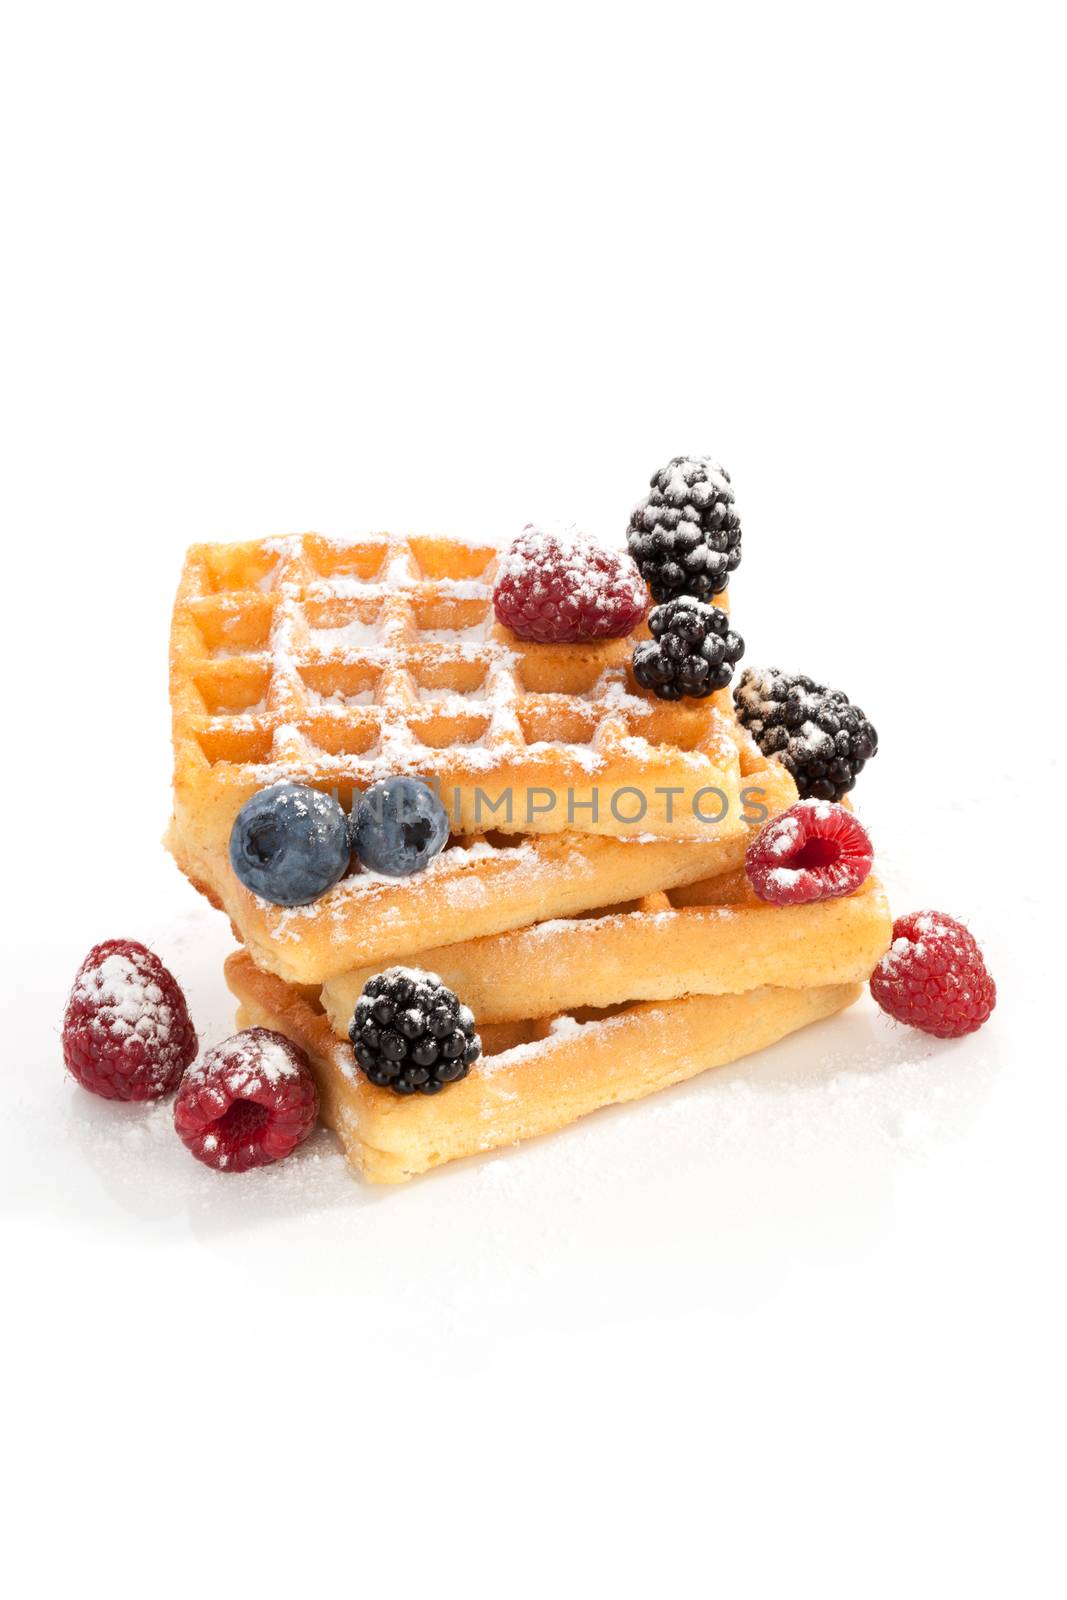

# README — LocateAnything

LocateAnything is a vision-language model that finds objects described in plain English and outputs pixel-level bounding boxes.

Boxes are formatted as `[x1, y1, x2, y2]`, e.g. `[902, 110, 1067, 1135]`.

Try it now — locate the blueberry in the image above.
[351, 776, 449, 877]
[229, 782, 351, 906]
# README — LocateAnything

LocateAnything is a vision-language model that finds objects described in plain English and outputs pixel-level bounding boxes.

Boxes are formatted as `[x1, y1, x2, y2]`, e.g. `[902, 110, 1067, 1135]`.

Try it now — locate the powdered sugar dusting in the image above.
[764, 817, 802, 858]
[74, 950, 176, 1044]
[184, 1030, 302, 1094]
[270, 837, 535, 929]
[480, 1007, 634, 1075]
[309, 616, 382, 650]
[307, 686, 376, 708]
[548, 1014, 583, 1040]
[182, 532, 735, 804]
[659, 457, 732, 503]
[421, 619, 493, 646]
[389, 965, 443, 986]
[495, 522, 647, 621]
[879, 934, 919, 975]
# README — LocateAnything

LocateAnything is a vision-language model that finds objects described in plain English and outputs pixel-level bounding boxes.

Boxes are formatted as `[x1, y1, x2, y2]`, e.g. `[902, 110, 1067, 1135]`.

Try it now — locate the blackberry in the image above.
[734, 668, 878, 801]
[626, 456, 742, 603]
[633, 598, 744, 700]
[349, 968, 481, 1095]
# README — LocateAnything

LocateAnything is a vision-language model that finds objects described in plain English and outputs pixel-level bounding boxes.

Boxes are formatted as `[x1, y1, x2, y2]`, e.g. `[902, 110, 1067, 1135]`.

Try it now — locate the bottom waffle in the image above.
[226, 949, 863, 1184]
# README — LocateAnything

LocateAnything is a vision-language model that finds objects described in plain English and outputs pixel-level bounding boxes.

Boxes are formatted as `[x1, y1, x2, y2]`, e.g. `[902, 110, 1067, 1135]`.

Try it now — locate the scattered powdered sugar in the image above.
[592, 672, 653, 714]
[792, 723, 836, 757]
[879, 934, 922, 973]
[417, 684, 488, 706]
[389, 965, 443, 986]
[548, 1015, 583, 1040]
[659, 458, 731, 504]
[420, 619, 494, 646]
[795, 797, 835, 821]
[309, 574, 489, 602]
[525, 916, 602, 940]
[687, 544, 722, 572]
[738, 676, 839, 761]
[478, 1035, 550, 1073]
[270, 838, 532, 923]
[59, 1089, 356, 1217]
[306, 686, 377, 708]
[521, 738, 604, 773]
[309, 616, 382, 650]
[481, 1006, 635, 1074]
[763, 817, 802, 858]
[612, 733, 707, 771]
[873, 914, 952, 977]
[213, 643, 269, 660]
[185, 1030, 301, 1093]
[58, 998, 996, 1225]
[496, 523, 646, 614]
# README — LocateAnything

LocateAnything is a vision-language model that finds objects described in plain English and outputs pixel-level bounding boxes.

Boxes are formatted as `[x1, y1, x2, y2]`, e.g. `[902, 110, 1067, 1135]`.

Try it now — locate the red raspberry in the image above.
[62, 939, 197, 1101]
[174, 1027, 318, 1172]
[746, 799, 873, 906]
[493, 525, 649, 642]
[870, 911, 996, 1038]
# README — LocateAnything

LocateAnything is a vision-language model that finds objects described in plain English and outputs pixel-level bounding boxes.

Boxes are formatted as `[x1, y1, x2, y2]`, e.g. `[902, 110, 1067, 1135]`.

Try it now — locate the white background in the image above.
[2, 3, 1064, 1595]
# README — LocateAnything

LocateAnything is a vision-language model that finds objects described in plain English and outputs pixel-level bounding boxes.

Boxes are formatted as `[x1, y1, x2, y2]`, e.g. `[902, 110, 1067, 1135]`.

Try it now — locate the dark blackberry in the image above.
[348, 968, 481, 1095]
[734, 668, 879, 801]
[633, 598, 744, 701]
[626, 456, 742, 603]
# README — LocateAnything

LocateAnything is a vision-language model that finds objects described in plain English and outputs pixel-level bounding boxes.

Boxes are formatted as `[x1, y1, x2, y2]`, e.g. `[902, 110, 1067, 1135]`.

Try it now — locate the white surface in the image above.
[2, 4, 1064, 1595]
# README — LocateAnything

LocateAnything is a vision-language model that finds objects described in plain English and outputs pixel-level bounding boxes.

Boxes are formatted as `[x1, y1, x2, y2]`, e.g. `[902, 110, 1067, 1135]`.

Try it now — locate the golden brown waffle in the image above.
[226, 948, 863, 1184]
[321, 874, 891, 1028]
[169, 531, 748, 851]
[166, 532, 797, 982]
[166, 718, 797, 984]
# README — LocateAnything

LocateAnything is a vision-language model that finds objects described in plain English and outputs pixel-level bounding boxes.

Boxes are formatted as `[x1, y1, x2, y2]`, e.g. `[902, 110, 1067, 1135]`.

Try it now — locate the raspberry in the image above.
[870, 912, 996, 1038]
[174, 1027, 319, 1172]
[62, 940, 197, 1101]
[493, 525, 648, 643]
[745, 800, 873, 906]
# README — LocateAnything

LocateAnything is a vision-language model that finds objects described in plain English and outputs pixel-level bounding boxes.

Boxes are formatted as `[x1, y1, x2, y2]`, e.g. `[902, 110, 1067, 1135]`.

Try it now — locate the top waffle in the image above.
[169, 532, 748, 847]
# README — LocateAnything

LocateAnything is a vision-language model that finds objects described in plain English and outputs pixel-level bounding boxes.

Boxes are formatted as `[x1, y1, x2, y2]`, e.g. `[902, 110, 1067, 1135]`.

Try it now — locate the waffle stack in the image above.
[167, 532, 891, 1182]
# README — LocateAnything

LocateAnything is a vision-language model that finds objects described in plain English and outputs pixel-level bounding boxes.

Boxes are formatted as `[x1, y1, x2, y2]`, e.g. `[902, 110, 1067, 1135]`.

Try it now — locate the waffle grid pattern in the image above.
[165, 533, 886, 1186]
[170, 533, 740, 839]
